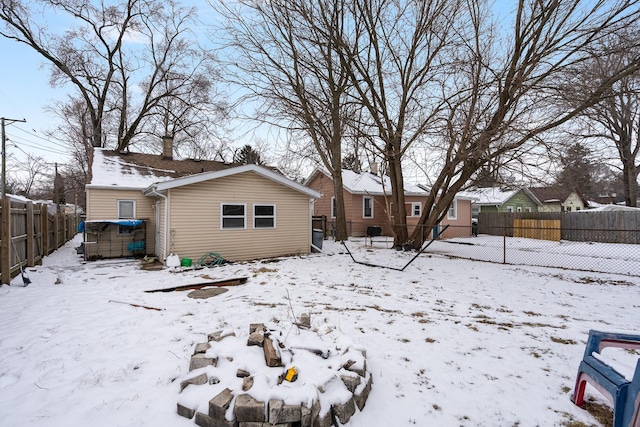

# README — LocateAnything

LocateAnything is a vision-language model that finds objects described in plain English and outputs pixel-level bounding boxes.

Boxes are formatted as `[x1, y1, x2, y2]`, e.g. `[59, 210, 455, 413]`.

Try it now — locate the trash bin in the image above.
[312, 229, 323, 252]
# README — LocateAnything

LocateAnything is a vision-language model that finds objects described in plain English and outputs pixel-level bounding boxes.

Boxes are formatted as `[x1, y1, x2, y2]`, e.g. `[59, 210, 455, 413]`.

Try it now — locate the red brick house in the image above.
[306, 168, 473, 239]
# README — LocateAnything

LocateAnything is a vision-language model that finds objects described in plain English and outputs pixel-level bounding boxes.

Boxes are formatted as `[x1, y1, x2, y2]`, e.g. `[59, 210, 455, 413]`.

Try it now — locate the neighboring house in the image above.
[528, 187, 588, 212]
[85, 142, 320, 263]
[463, 187, 541, 217]
[305, 168, 473, 239]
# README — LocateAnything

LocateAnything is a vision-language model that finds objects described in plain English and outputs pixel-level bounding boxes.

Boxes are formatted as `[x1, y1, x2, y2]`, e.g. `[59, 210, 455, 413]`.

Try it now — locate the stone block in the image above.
[208, 331, 236, 342]
[313, 408, 333, 427]
[177, 402, 196, 419]
[331, 395, 355, 424]
[190, 354, 218, 371]
[242, 376, 254, 391]
[194, 342, 211, 354]
[237, 369, 251, 378]
[262, 338, 282, 367]
[180, 372, 208, 392]
[340, 374, 361, 393]
[196, 411, 238, 427]
[238, 423, 292, 427]
[300, 403, 312, 427]
[298, 313, 311, 328]
[209, 388, 234, 419]
[249, 323, 265, 334]
[344, 357, 366, 377]
[354, 374, 373, 411]
[234, 394, 266, 422]
[247, 331, 264, 347]
[268, 399, 302, 424]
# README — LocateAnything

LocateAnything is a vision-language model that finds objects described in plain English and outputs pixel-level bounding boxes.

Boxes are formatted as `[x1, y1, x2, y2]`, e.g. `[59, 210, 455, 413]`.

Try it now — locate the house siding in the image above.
[165, 172, 312, 262]
[501, 190, 539, 213]
[85, 188, 156, 255]
[307, 171, 473, 239]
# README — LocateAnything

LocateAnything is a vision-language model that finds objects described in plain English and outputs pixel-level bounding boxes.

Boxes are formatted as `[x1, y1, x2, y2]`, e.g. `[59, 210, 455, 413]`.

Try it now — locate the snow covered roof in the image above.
[584, 204, 640, 212]
[145, 164, 321, 199]
[459, 187, 529, 206]
[307, 168, 428, 196]
[87, 148, 237, 190]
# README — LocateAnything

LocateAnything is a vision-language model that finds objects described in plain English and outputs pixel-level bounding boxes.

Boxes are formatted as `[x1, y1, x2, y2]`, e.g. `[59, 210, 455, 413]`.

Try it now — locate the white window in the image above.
[118, 200, 135, 219]
[117, 200, 135, 234]
[221, 203, 246, 229]
[412, 202, 422, 217]
[254, 204, 275, 229]
[331, 197, 336, 219]
[505, 206, 514, 213]
[516, 206, 523, 212]
[525, 207, 532, 212]
[363, 196, 373, 218]
[447, 199, 457, 220]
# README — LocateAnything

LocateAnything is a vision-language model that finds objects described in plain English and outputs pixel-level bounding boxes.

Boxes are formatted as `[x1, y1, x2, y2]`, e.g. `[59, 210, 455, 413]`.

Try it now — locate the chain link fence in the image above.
[425, 225, 640, 277]
[324, 211, 640, 277]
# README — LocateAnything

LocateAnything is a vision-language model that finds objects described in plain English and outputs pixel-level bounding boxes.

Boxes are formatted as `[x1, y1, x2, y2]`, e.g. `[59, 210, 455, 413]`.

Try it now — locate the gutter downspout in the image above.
[148, 185, 169, 261]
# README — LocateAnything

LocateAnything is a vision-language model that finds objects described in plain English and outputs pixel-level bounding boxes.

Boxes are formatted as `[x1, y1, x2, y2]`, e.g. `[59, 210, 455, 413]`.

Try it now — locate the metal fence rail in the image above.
[426, 225, 640, 277]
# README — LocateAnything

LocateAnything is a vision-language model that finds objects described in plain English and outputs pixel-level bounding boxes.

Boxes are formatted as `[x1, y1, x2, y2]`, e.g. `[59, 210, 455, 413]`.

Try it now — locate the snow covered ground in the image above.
[1, 234, 639, 427]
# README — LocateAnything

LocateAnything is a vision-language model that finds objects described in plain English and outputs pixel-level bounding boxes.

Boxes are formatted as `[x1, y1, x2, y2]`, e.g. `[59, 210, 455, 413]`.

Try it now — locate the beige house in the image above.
[85, 146, 320, 263]
[306, 168, 474, 240]
[528, 187, 588, 212]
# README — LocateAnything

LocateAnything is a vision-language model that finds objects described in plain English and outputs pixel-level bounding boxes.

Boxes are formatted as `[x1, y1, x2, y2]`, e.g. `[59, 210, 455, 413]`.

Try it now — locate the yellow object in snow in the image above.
[284, 366, 298, 382]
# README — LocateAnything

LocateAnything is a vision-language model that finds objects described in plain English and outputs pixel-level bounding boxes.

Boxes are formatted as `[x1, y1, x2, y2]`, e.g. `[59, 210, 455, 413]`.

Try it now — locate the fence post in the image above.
[1, 197, 11, 285]
[54, 212, 60, 250]
[503, 234, 506, 264]
[41, 205, 49, 256]
[26, 201, 34, 267]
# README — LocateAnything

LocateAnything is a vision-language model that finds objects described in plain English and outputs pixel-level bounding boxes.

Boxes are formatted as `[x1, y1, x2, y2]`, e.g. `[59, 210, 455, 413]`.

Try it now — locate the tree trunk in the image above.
[387, 150, 408, 245]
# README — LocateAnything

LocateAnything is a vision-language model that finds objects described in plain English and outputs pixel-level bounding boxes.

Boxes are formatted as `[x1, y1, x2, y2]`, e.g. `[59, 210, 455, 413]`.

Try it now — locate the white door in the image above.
[155, 201, 161, 257]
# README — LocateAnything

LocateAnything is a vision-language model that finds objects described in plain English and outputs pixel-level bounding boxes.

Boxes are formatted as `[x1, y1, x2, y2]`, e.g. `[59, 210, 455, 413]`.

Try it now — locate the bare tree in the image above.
[405, 0, 640, 247]
[334, 0, 458, 245]
[6, 153, 52, 197]
[0, 0, 226, 153]
[214, 0, 354, 240]
[560, 26, 640, 206]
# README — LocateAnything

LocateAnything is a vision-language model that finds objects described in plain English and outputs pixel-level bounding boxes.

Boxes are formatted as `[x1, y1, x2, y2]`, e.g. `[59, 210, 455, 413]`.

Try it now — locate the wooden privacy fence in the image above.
[0, 196, 81, 285]
[479, 211, 640, 244]
[513, 219, 561, 242]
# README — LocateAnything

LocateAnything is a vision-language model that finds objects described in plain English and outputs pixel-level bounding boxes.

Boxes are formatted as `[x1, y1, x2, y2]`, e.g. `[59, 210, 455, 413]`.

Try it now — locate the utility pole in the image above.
[1, 117, 27, 199]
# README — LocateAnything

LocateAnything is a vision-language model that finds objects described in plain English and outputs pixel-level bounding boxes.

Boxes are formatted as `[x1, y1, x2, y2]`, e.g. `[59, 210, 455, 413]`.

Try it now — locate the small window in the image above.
[221, 203, 246, 229]
[118, 200, 135, 219]
[516, 206, 523, 212]
[447, 200, 457, 220]
[412, 202, 422, 217]
[118, 200, 135, 234]
[363, 196, 373, 218]
[505, 206, 514, 213]
[525, 207, 532, 212]
[254, 204, 275, 228]
[331, 197, 336, 219]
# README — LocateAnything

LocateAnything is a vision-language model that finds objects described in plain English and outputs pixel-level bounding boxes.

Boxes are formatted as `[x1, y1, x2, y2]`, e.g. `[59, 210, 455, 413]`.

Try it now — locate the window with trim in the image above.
[516, 206, 523, 212]
[254, 204, 275, 228]
[331, 197, 336, 218]
[363, 196, 373, 218]
[447, 199, 457, 220]
[525, 207, 532, 212]
[412, 202, 422, 217]
[117, 200, 135, 234]
[505, 206, 514, 213]
[221, 203, 246, 229]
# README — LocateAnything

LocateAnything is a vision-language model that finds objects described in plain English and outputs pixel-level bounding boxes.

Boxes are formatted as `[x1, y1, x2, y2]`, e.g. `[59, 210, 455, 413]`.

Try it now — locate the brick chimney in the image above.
[162, 135, 173, 160]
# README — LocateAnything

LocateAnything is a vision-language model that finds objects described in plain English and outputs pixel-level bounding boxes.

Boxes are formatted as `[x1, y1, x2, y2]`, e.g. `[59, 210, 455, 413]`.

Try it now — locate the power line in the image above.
[12, 125, 70, 149]
[6, 133, 70, 156]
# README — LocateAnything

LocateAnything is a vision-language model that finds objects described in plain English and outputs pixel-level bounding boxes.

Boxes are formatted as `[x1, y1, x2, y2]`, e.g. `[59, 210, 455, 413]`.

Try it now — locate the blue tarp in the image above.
[78, 219, 144, 232]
